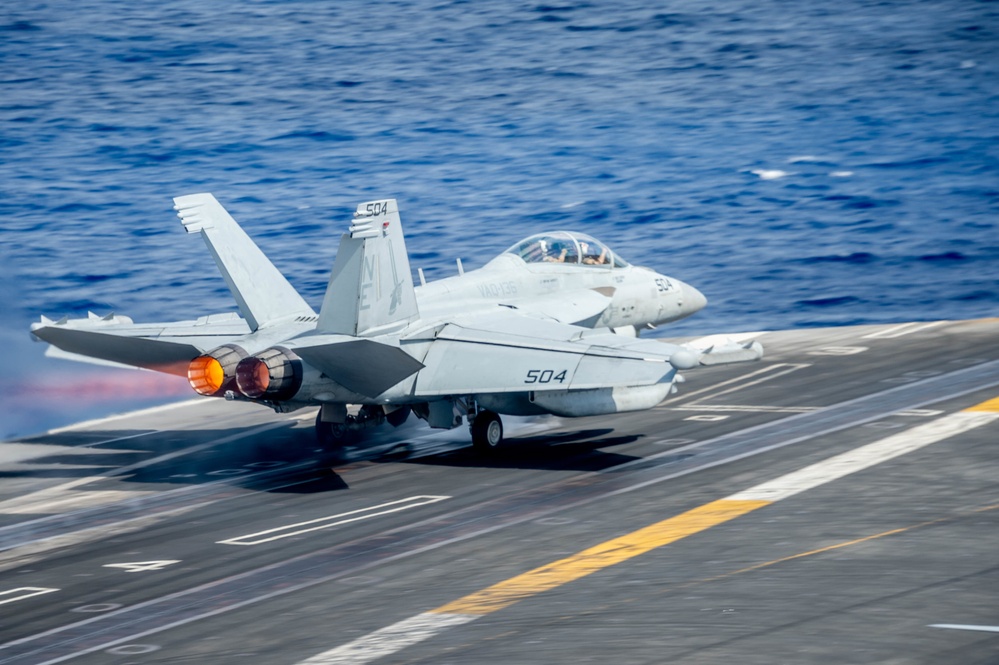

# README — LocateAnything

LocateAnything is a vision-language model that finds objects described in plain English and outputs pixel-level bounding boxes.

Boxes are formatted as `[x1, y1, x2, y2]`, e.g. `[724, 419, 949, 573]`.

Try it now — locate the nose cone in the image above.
[678, 280, 707, 317]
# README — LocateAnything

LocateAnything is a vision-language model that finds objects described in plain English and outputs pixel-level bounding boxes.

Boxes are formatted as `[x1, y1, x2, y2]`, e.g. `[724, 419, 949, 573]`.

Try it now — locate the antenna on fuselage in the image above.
[456, 258, 465, 276]
[418, 268, 426, 287]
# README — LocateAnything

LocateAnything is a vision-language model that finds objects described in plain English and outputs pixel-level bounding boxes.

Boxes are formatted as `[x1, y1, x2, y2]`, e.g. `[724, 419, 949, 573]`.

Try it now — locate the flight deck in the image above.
[1, 319, 997, 664]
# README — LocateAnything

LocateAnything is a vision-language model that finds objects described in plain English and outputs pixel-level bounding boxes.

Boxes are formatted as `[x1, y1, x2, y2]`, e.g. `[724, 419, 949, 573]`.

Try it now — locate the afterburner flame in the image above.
[188, 355, 225, 395]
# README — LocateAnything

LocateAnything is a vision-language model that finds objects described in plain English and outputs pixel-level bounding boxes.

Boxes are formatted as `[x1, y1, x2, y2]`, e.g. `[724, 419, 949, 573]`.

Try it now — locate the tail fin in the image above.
[316, 199, 419, 336]
[174, 193, 316, 331]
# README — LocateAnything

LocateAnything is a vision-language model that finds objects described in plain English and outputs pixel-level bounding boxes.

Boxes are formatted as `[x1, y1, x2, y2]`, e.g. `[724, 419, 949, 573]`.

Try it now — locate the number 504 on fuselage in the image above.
[31, 195, 762, 452]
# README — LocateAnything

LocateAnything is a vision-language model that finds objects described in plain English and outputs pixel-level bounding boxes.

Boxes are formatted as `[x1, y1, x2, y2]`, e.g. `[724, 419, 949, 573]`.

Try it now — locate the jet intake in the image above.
[235, 346, 303, 400]
[187, 344, 247, 396]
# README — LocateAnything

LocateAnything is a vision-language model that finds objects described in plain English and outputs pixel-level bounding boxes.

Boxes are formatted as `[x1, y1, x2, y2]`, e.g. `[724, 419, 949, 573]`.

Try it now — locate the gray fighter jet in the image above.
[31, 195, 762, 451]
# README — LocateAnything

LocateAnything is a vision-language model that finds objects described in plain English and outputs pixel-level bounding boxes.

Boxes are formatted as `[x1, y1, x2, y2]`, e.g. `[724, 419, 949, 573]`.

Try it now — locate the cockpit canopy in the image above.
[504, 232, 629, 268]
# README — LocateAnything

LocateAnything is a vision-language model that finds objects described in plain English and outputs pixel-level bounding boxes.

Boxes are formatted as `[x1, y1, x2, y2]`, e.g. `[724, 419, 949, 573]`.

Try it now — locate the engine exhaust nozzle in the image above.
[187, 344, 248, 396]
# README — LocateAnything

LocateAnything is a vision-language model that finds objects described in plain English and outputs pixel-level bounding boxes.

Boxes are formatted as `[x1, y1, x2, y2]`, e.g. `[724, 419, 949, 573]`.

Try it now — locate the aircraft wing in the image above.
[30, 312, 251, 376]
[404, 312, 684, 398]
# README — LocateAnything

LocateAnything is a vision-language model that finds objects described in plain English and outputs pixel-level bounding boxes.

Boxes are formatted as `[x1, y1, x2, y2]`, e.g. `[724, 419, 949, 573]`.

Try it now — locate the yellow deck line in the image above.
[435, 393, 999, 617]
[432, 498, 769, 615]
[299, 392, 999, 664]
[964, 396, 999, 412]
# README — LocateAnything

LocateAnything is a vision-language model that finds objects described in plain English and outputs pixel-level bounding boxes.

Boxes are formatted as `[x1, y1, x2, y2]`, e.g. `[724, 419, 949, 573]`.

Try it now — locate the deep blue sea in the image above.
[2, 0, 997, 437]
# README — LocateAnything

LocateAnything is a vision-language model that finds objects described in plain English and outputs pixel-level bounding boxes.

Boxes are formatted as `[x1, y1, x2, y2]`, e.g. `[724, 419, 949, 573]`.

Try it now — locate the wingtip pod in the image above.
[697, 340, 764, 366]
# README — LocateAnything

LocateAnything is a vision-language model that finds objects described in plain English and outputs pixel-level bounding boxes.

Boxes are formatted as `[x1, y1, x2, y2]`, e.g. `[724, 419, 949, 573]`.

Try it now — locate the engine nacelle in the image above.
[529, 383, 674, 417]
[235, 346, 304, 400]
[187, 344, 248, 396]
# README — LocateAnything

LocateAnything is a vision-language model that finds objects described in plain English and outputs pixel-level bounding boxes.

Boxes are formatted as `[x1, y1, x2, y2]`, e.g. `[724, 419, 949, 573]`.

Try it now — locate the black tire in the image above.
[315, 412, 348, 448]
[385, 405, 411, 428]
[471, 410, 503, 453]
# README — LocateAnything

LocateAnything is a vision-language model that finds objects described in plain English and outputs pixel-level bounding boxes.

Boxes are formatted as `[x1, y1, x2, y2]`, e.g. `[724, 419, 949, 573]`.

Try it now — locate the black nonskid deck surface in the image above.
[1, 319, 997, 665]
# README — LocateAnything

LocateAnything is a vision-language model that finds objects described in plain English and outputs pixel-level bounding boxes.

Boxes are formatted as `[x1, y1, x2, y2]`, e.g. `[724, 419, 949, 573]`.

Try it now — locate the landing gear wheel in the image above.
[471, 410, 503, 453]
[315, 412, 349, 462]
[385, 405, 411, 428]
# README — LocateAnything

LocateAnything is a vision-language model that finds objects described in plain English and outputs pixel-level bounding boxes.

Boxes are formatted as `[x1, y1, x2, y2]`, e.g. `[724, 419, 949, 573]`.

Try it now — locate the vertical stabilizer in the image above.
[174, 193, 316, 331]
[316, 199, 420, 336]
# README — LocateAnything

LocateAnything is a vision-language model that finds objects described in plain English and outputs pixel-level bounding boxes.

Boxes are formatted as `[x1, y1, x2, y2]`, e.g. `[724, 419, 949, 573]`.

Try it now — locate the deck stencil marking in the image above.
[218, 496, 450, 546]
[300, 394, 999, 665]
[682, 363, 811, 405]
[103, 561, 180, 573]
[807, 346, 868, 356]
[6, 362, 998, 665]
[862, 321, 945, 339]
[675, 404, 818, 414]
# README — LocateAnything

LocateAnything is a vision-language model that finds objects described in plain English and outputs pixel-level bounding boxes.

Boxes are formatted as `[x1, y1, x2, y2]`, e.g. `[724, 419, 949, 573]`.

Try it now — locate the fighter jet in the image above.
[31, 194, 762, 452]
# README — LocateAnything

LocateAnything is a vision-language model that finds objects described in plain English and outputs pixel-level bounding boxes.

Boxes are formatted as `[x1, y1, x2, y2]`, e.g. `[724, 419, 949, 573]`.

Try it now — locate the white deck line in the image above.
[0, 587, 59, 606]
[300, 613, 476, 664]
[218, 496, 450, 546]
[930, 623, 999, 633]
[861, 321, 945, 339]
[296, 401, 999, 665]
[726, 411, 998, 502]
[44, 398, 210, 435]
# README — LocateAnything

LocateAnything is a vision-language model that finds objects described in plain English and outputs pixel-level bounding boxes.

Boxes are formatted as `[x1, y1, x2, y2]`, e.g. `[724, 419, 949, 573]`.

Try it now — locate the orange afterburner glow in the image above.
[188, 355, 225, 395]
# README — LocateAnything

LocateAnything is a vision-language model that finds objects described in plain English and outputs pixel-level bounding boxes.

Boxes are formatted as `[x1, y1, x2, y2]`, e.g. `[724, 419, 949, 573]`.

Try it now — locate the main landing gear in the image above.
[314, 405, 412, 451]
[470, 409, 503, 453]
[315, 412, 349, 448]
[315, 402, 504, 456]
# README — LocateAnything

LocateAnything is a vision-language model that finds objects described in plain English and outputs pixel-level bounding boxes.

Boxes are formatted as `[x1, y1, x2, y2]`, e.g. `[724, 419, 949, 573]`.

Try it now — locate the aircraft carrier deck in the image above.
[1, 319, 997, 664]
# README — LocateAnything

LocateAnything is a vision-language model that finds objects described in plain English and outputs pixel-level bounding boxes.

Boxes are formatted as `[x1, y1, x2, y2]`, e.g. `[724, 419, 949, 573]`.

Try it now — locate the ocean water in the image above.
[2, 0, 997, 437]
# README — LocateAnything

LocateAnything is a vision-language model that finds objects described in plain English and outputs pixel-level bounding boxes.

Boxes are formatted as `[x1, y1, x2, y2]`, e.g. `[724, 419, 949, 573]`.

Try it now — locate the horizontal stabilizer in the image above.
[174, 193, 316, 331]
[293, 338, 425, 397]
